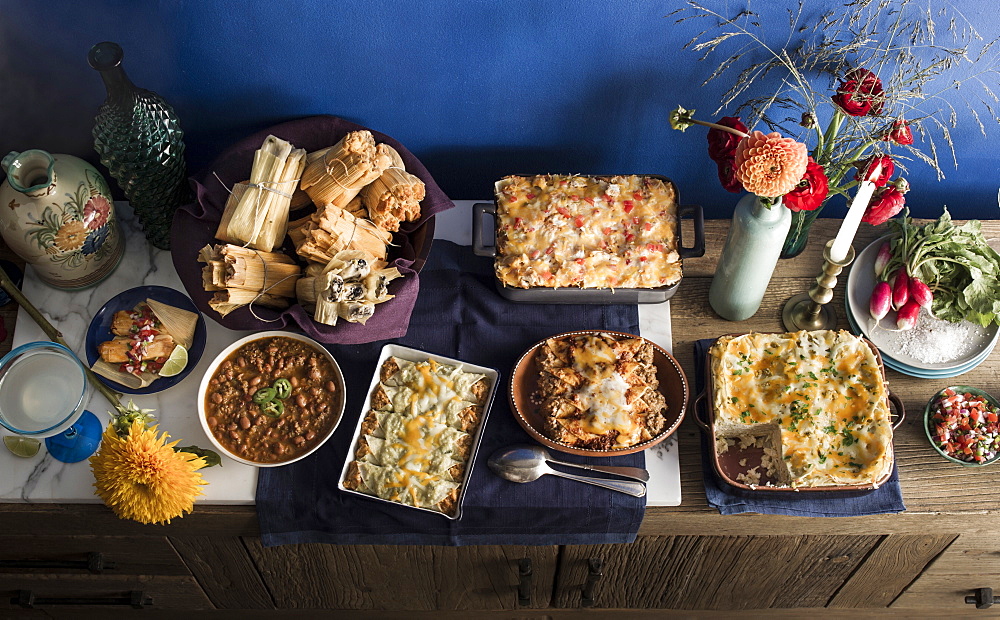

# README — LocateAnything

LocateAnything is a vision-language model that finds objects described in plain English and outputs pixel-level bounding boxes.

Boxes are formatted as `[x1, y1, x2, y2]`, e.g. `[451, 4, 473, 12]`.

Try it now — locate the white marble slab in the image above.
[2, 201, 681, 507]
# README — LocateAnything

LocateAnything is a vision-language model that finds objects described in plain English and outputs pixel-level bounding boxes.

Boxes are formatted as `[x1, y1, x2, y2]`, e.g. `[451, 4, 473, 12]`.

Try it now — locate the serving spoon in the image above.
[517, 443, 649, 482]
[488, 445, 647, 497]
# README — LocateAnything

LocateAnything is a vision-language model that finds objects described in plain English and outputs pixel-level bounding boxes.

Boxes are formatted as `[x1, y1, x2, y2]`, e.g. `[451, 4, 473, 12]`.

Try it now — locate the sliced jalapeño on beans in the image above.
[252, 387, 277, 404]
[260, 400, 285, 418]
[272, 378, 292, 400]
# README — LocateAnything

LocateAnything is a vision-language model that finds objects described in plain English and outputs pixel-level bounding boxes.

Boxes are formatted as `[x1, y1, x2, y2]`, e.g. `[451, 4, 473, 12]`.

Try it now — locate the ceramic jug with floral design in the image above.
[0, 150, 124, 289]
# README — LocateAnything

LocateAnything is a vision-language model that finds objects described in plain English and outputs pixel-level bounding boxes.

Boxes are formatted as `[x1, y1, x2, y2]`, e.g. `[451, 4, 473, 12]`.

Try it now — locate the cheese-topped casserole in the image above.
[535, 332, 668, 450]
[710, 331, 893, 488]
[343, 356, 489, 515]
[494, 174, 681, 289]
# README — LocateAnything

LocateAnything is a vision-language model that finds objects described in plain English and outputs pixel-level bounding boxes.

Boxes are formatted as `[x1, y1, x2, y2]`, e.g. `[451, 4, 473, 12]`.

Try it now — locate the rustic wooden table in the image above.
[2, 218, 998, 614]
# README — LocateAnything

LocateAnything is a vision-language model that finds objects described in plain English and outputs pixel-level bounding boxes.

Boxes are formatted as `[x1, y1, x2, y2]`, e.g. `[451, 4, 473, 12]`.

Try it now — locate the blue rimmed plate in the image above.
[85, 285, 207, 394]
[846, 236, 999, 377]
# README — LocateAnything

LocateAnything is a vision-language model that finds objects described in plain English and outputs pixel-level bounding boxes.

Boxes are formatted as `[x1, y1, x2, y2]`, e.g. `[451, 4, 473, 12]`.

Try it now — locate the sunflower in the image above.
[53, 220, 88, 252]
[90, 420, 207, 525]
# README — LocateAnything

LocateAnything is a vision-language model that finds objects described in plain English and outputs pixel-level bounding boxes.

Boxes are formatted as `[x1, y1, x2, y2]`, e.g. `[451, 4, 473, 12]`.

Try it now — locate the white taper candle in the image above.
[829, 163, 882, 263]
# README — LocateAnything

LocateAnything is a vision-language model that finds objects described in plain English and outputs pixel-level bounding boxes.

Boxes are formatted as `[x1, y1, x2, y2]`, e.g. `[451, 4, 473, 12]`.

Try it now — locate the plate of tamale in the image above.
[86, 285, 208, 394]
[170, 115, 453, 345]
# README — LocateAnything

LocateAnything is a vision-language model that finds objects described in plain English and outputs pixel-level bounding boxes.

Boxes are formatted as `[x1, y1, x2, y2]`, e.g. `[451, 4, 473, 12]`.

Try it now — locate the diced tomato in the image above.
[575, 258, 585, 265]
[633, 192, 643, 200]
[574, 216, 585, 228]
[603, 194, 615, 204]
[557, 206, 571, 218]
[514, 217, 523, 228]
[570, 195, 579, 202]
[545, 246, 554, 255]
[526, 193, 536, 200]
[584, 197, 595, 206]
[602, 227, 612, 236]
[643, 222, 652, 231]
[624, 233, 635, 243]
[529, 249, 541, 259]
[623, 200, 635, 214]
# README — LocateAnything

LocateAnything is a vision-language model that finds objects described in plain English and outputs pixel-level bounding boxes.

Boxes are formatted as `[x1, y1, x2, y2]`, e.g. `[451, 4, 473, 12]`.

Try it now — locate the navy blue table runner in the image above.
[256, 241, 646, 545]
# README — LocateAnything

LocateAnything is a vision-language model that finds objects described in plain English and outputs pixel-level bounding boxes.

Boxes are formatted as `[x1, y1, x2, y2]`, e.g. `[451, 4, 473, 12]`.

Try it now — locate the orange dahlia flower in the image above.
[734, 131, 809, 198]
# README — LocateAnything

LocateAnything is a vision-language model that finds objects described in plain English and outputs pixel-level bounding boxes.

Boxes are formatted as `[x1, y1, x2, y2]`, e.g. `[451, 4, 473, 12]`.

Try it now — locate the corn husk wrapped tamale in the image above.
[215, 136, 307, 252]
[299, 131, 392, 209]
[198, 244, 301, 317]
[295, 250, 402, 326]
[92, 299, 200, 389]
[288, 204, 391, 265]
[359, 167, 425, 232]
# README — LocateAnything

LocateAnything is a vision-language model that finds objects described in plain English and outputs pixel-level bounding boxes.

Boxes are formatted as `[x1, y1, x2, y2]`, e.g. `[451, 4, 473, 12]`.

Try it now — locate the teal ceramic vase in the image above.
[89, 41, 189, 250]
[709, 193, 792, 321]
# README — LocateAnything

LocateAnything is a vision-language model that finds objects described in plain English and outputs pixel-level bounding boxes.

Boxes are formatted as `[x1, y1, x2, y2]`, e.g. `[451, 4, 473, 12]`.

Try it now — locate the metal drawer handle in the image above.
[15, 590, 151, 609]
[517, 557, 532, 606]
[966, 587, 1000, 609]
[581, 557, 603, 607]
[0, 552, 115, 573]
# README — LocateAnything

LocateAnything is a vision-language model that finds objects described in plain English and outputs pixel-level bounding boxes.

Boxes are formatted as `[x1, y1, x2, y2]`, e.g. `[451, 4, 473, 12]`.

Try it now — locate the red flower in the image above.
[863, 180, 908, 226]
[884, 119, 914, 145]
[83, 195, 112, 230]
[832, 67, 884, 116]
[855, 155, 894, 187]
[707, 116, 748, 162]
[715, 156, 743, 193]
[783, 157, 829, 212]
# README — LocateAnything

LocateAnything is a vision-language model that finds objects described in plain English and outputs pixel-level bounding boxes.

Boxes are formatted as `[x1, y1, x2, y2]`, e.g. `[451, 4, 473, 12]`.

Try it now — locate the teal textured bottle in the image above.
[89, 41, 189, 250]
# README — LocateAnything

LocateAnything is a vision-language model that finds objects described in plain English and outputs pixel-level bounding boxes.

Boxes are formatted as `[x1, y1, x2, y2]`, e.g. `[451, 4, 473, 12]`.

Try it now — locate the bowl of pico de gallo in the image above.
[925, 386, 1000, 466]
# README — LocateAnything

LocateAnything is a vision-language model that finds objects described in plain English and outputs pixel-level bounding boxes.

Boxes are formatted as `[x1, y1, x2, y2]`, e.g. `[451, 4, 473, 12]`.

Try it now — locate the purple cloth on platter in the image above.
[170, 115, 454, 344]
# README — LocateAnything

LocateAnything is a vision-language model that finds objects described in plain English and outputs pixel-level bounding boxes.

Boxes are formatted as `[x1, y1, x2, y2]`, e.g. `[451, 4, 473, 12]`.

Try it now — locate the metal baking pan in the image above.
[337, 344, 499, 519]
[471, 174, 705, 304]
[693, 333, 905, 492]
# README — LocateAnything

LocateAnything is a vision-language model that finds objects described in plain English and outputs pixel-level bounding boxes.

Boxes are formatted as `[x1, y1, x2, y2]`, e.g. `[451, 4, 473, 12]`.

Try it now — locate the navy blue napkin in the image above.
[256, 241, 645, 545]
[693, 338, 906, 516]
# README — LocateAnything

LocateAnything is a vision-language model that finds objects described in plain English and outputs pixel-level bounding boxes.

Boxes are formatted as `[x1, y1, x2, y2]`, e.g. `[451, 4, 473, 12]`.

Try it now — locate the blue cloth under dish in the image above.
[256, 241, 645, 546]
[693, 338, 906, 516]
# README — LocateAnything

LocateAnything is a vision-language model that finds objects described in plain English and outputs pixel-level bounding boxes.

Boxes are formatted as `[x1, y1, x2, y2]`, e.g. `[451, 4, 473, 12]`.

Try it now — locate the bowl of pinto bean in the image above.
[198, 331, 346, 466]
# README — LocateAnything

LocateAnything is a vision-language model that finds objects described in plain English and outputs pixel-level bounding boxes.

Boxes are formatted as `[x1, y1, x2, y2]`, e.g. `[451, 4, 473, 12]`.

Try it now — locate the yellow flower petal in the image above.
[90, 420, 207, 525]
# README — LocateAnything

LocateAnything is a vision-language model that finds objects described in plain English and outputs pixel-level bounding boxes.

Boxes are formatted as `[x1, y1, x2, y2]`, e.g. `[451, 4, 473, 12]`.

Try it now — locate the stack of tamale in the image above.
[288, 204, 391, 266]
[216, 135, 306, 252]
[360, 167, 425, 232]
[299, 131, 392, 209]
[198, 244, 302, 317]
[295, 250, 401, 326]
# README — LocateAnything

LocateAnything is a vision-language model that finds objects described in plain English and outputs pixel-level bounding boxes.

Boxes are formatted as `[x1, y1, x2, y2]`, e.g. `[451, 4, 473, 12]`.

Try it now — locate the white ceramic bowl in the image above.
[197, 331, 346, 467]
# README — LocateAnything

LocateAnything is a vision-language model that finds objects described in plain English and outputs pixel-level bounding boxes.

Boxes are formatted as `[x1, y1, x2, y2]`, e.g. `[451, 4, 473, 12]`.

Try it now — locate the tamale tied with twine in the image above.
[216, 135, 306, 251]
[198, 243, 302, 317]
[299, 130, 391, 209]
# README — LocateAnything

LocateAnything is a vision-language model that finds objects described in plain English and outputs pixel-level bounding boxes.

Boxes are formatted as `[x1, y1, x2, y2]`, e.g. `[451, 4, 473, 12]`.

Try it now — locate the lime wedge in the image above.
[4, 436, 41, 458]
[158, 345, 189, 378]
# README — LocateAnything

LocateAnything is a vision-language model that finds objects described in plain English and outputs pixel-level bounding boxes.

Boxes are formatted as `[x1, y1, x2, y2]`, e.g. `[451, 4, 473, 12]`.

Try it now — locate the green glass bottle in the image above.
[89, 41, 189, 250]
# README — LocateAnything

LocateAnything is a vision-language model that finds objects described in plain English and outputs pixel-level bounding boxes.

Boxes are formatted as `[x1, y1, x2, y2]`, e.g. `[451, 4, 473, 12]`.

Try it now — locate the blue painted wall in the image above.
[2, 0, 998, 219]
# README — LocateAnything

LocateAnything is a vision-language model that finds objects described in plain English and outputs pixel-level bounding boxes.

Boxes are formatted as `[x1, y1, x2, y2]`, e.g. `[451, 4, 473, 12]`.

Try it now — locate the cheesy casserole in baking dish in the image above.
[494, 174, 681, 289]
[342, 356, 489, 515]
[535, 332, 668, 450]
[709, 330, 893, 488]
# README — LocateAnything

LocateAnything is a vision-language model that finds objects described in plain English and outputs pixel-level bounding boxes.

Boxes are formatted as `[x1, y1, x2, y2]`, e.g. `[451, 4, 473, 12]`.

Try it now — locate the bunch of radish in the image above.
[869, 240, 933, 330]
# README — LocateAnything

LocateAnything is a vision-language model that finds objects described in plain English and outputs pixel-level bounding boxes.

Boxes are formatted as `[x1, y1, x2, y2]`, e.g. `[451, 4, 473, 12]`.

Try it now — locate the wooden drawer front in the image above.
[554, 535, 888, 609]
[245, 540, 557, 610]
[893, 533, 1000, 610]
[0, 575, 212, 610]
[0, 535, 189, 576]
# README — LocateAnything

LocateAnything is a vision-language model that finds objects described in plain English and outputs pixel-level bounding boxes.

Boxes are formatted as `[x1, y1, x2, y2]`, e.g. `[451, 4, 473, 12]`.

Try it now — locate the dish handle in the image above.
[472, 202, 497, 257]
[888, 391, 906, 429]
[691, 390, 711, 434]
[678, 204, 706, 259]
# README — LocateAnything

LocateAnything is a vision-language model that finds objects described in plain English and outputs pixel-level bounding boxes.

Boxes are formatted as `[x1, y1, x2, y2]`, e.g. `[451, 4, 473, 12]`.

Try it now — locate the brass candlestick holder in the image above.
[782, 239, 856, 332]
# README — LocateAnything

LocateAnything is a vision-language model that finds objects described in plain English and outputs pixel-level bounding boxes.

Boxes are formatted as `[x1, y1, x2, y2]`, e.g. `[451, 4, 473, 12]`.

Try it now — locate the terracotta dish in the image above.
[509, 330, 687, 457]
[693, 333, 905, 492]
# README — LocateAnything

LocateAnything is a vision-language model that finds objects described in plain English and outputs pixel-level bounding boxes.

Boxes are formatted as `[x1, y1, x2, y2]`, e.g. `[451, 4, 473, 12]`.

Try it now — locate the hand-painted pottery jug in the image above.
[0, 150, 124, 289]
